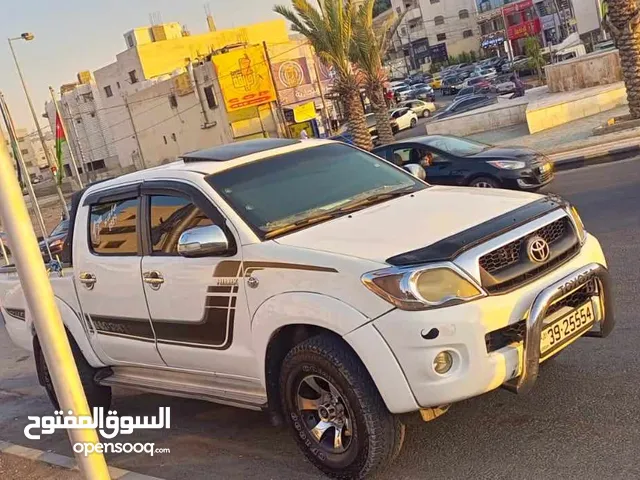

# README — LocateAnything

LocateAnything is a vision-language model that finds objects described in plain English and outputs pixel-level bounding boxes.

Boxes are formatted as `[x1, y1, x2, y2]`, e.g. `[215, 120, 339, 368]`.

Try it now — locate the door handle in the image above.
[79, 272, 96, 290]
[143, 271, 164, 289]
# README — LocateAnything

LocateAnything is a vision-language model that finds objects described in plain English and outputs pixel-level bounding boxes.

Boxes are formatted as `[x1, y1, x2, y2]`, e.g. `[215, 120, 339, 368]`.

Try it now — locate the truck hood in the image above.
[275, 186, 541, 263]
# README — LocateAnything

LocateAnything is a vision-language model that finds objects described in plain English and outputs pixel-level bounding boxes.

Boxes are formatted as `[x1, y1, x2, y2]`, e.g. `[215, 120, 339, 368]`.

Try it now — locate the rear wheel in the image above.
[280, 334, 404, 479]
[36, 334, 112, 411]
[422, 109, 431, 118]
[410, 117, 417, 128]
[469, 176, 500, 188]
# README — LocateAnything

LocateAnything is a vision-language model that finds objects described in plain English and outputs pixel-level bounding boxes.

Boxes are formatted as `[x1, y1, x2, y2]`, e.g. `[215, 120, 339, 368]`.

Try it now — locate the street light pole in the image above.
[8, 34, 69, 218]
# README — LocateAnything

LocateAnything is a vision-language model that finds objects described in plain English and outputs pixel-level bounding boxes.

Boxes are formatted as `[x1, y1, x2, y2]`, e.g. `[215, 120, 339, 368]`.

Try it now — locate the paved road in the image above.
[1, 159, 639, 479]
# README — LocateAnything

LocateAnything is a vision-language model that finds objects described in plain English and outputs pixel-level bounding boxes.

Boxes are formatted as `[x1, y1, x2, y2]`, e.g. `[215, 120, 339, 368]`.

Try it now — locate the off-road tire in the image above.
[279, 333, 403, 479]
[37, 334, 112, 411]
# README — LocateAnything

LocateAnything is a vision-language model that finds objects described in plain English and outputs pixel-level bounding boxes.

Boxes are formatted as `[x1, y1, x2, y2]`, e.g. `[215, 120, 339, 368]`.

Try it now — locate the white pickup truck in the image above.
[1, 139, 614, 479]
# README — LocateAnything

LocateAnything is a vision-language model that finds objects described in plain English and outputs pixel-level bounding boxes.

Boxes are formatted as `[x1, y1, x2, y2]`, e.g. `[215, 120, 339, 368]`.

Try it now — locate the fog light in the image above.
[433, 351, 453, 374]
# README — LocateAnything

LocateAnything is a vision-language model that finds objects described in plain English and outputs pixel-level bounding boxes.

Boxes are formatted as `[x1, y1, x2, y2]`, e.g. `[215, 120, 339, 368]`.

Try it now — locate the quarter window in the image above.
[148, 195, 215, 255]
[89, 198, 138, 255]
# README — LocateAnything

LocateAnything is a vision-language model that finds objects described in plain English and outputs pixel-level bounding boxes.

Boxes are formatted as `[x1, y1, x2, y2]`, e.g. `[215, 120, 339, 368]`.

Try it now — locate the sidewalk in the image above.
[0, 452, 83, 479]
[468, 106, 640, 165]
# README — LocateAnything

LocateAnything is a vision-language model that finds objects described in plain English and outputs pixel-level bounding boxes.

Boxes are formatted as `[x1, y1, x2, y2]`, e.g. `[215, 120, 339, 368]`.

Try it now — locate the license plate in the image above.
[540, 302, 594, 356]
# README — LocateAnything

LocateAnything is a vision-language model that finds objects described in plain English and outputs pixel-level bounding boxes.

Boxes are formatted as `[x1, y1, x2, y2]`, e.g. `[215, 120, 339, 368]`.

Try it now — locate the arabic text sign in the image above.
[271, 57, 312, 90]
[279, 84, 320, 105]
[293, 101, 317, 123]
[507, 18, 541, 40]
[24, 406, 170, 440]
[213, 46, 277, 112]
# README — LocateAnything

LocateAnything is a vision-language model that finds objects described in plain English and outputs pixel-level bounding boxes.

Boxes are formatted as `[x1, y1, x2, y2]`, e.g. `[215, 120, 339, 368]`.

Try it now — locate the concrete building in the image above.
[44, 72, 120, 180]
[93, 19, 289, 171]
[390, 0, 479, 67]
[4, 128, 53, 181]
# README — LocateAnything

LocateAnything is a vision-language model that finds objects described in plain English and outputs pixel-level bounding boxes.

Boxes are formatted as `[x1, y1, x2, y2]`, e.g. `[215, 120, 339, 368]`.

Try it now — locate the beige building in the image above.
[4, 128, 54, 181]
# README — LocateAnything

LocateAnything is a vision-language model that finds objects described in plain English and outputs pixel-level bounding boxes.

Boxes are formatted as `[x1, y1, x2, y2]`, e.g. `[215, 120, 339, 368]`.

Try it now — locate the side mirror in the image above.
[177, 225, 229, 257]
[404, 163, 426, 180]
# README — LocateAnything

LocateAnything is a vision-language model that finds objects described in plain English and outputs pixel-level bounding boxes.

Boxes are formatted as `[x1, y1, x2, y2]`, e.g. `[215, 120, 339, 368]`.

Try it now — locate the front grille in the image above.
[538, 169, 553, 183]
[478, 216, 579, 293]
[479, 217, 567, 275]
[485, 319, 526, 353]
[485, 279, 598, 353]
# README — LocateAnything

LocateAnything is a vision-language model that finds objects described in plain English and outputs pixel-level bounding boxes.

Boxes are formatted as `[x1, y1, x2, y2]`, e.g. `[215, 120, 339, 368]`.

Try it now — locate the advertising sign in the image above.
[507, 17, 541, 39]
[429, 43, 448, 62]
[503, 0, 533, 15]
[293, 101, 316, 123]
[271, 58, 312, 90]
[212, 45, 277, 112]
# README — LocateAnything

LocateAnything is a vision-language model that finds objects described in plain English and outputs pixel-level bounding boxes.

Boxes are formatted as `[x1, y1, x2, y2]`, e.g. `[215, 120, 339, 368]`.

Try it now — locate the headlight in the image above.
[566, 204, 586, 244]
[487, 160, 526, 169]
[362, 264, 484, 310]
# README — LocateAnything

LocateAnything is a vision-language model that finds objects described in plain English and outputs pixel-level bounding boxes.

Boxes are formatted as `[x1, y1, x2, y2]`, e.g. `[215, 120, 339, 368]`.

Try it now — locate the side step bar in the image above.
[97, 365, 268, 411]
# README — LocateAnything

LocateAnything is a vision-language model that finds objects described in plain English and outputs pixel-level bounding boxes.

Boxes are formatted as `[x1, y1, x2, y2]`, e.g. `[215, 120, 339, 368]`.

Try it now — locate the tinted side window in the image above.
[149, 195, 215, 255]
[89, 198, 138, 255]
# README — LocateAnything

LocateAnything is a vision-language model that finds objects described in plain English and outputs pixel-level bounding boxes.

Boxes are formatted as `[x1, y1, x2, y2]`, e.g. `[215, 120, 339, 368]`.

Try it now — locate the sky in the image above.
[0, 0, 284, 132]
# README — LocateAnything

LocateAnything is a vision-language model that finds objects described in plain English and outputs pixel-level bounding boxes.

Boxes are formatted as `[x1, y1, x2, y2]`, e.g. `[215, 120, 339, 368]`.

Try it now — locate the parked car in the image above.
[1, 138, 613, 480]
[332, 113, 394, 145]
[462, 76, 492, 91]
[393, 85, 415, 101]
[408, 83, 435, 101]
[493, 74, 517, 94]
[441, 76, 465, 96]
[502, 56, 529, 73]
[398, 99, 436, 118]
[39, 219, 70, 263]
[429, 95, 496, 120]
[389, 107, 418, 130]
[429, 74, 443, 89]
[455, 84, 490, 100]
[372, 134, 554, 190]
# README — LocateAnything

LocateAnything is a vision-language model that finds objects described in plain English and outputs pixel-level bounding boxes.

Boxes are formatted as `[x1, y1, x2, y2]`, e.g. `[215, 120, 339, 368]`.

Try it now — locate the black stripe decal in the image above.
[386, 196, 568, 266]
[207, 286, 233, 293]
[5, 308, 26, 321]
[88, 314, 155, 339]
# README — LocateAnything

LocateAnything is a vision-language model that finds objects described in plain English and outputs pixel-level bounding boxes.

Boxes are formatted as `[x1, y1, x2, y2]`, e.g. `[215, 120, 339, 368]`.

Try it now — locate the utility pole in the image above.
[49, 87, 83, 189]
[312, 57, 332, 136]
[0, 91, 53, 262]
[124, 97, 147, 169]
[263, 41, 292, 138]
[8, 35, 69, 218]
[0, 129, 111, 480]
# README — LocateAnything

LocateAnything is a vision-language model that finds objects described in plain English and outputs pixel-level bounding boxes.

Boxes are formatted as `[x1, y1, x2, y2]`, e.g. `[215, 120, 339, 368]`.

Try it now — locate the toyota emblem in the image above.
[526, 236, 550, 263]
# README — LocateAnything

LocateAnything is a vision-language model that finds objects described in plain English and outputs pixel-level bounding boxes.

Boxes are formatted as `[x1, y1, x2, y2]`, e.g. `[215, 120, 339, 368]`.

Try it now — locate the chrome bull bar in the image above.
[503, 262, 614, 394]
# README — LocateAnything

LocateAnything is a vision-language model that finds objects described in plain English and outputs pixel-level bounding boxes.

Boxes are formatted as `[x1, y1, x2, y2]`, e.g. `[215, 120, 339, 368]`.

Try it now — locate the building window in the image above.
[81, 92, 94, 102]
[90, 112, 96, 118]
[459, 9, 469, 19]
[20, 148, 29, 155]
[400, 26, 407, 35]
[104, 85, 113, 98]
[404, 0, 414, 8]
[463, 29, 474, 38]
[203, 85, 217, 109]
[126, 34, 135, 48]
[171, 133, 177, 142]
[396, 6, 401, 13]
[76, 118, 82, 124]
[128, 70, 138, 84]
[436, 33, 447, 41]
[430, 0, 439, 4]
[168, 94, 178, 109]
[116, 81, 121, 89]
[163, 136, 167, 144]
[434, 16, 445, 26]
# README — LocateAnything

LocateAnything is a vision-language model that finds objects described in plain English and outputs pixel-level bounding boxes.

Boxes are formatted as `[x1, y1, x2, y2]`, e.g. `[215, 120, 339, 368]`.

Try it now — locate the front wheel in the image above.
[469, 176, 500, 188]
[280, 334, 404, 479]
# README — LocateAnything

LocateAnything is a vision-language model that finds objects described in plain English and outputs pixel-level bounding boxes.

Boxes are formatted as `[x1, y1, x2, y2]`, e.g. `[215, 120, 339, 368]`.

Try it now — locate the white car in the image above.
[399, 99, 436, 118]
[1, 139, 615, 479]
[390, 107, 418, 130]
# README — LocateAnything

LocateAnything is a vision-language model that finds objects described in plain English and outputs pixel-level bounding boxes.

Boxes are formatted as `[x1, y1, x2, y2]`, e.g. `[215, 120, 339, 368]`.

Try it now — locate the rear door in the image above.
[139, 181, 256, 378]
[75, 185, 164, 365]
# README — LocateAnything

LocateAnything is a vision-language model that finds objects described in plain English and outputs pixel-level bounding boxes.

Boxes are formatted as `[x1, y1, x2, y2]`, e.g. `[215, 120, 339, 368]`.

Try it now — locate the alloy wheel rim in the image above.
[295, 374, 353, 454]
[475, 181, 494, 188]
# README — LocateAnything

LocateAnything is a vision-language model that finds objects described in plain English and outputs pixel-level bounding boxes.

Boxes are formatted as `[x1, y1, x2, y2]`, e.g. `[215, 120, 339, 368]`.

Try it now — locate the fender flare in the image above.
[251, 292, 370, 387]
[26, 296, 105, 368]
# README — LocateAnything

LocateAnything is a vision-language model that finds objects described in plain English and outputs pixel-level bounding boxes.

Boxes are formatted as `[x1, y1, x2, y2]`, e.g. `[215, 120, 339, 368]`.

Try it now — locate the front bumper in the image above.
[500, 166, 554, 190]
[372, 234, 614, 409]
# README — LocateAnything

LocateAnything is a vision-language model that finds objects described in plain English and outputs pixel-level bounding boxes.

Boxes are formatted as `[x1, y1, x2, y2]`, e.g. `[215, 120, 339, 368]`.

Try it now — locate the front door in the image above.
[75, 189, 164, 366]
[139, 182, 257, 379]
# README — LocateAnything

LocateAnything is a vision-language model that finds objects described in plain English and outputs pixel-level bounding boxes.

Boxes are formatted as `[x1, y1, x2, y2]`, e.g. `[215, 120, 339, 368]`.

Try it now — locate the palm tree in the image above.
[524, 36, 544, 83]
[352, 0, 405, 146]
[605, 0, 640, 118]
[274, 0, 373, 150]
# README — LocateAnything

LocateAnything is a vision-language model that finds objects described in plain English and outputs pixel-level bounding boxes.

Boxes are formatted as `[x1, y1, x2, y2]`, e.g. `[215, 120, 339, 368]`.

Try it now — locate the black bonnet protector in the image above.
[386, 195, 568, 266]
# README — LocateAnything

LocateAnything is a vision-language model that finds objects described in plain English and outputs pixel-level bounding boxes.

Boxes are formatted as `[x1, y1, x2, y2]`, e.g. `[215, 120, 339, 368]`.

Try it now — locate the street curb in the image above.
[550, 144, 640, 171]
[0, 439, 164, 480]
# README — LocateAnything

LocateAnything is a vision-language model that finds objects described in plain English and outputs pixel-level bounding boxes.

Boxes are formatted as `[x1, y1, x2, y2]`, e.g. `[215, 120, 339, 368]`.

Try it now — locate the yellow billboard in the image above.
[213, 45, 277, 112]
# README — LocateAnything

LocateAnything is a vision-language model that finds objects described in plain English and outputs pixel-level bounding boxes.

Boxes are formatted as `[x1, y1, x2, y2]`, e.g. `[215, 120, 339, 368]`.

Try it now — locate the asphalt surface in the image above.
[1, 158, 639, 479]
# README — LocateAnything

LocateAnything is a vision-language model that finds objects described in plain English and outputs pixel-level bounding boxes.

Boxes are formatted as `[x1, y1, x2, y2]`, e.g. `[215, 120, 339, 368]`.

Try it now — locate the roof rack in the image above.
[181, 139, 300, 163]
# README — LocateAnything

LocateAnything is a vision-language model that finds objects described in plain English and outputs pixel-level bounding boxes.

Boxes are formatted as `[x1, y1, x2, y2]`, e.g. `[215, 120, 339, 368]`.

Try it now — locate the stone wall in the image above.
[546, 50, 623, 93]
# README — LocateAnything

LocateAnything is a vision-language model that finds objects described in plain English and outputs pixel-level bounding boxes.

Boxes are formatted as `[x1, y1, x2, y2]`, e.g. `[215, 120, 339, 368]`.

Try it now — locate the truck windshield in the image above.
[206, 143, 426, 239]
